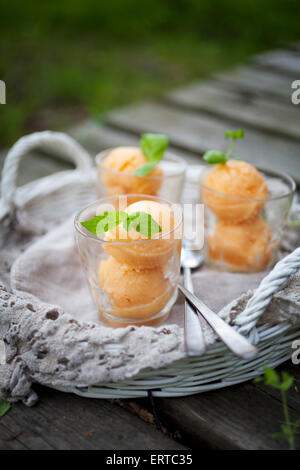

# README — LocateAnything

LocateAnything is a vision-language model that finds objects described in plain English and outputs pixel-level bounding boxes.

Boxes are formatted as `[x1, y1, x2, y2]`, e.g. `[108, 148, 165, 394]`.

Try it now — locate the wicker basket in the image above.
[1, 131, 299, 399]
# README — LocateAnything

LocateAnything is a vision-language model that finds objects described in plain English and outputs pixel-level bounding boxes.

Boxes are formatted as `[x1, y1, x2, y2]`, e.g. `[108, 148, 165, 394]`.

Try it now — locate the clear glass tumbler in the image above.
[199, 167, 296, 273]
[74, 194, 183, 327]
[95, 149, 187, 203]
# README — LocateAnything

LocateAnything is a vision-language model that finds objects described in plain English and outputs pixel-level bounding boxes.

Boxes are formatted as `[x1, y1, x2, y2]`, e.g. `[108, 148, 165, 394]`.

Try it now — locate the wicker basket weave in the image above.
[1, 131, 299, 399]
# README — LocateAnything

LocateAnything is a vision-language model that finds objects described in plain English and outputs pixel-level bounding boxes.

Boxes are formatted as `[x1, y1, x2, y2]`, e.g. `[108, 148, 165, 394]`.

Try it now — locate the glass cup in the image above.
[95, 149, 187, 203]
[199, 167, 296, 273]
[74, 194, 183, 327]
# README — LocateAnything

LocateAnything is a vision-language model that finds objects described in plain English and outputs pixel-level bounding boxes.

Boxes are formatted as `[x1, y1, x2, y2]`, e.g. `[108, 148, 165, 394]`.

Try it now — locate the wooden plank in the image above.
[152, 366, 300, 450]
[106, 101, 300, 182]
[0, 422, 29, 450]
[166, 82, 300, 141]
[253, 49, 300, 77]
[70, 120, 201, 165]
[253, 362, 300, 415]
[70, 121, 139, 155]
[0, 150, 72, 191]
[0, 385, 187, 450]
[213, 66, 294, 103]
[0, 120, 205, 191]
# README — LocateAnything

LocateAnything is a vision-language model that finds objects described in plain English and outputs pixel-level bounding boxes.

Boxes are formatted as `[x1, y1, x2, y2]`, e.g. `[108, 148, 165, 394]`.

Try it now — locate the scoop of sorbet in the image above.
[98, 256, 172, 320]
[203, 160, 268, 223]
[104, 200, 181, 269]
[208, 216, 271, 271]
[100, 146, 163, 196]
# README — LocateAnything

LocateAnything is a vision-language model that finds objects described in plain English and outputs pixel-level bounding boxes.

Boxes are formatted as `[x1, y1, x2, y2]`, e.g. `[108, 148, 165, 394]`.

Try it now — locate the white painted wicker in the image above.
[59, 252, 300, 398]
[1, 131, 299, 399]
[0, 131, 95, 239]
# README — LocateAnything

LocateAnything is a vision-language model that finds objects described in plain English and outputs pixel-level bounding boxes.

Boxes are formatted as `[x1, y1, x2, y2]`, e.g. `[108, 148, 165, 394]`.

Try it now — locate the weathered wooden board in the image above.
[152, 363, 300, 450]
[106, 101, 300, 181]
[0, 386, 186, 450]
[70, 121, 201, 165]
[214, 66, 296, 103]
[253, 49, 300, 77]
[0, 423, 28, 450]
[70, 121, 139, 155]
[0, 150, 72, 191]
[253, 362, 300, 416]
[166, 82, 300, 141]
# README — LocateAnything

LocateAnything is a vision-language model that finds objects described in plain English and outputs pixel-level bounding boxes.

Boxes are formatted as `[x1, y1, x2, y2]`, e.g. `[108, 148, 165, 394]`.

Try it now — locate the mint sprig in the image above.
[254, 367, 299, 450]
[0, 398, 11, 417]
[203, 129, 244, 164]
[134, 133, 168, 177]
[81, 211, 127, 235]
[81, 211, 162, 238]
[202, 150, 228, 164]
[134, 161, 157, 177]
[125, 212, 162, 237]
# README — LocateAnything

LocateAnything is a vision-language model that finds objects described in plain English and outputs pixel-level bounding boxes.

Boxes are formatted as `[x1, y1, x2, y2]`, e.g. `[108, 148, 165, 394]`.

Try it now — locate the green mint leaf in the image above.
[280, 371, 294, 391]
[203, 130, 245, 164]
[225, 129, 244, 140]
[122, 213, 139, 232]
[140, 133, 168, 162]
[133, 161, 158, 177]
[81, 211, 127, 235]
[260, 367, 294, 391]
[292, 420, 300, 433]
[281, 424, 292, 436]
[225, 129, 245, 158]
[82, 211, 162, 238]
[263, 367, 281, 388]
[259, 367, 296, 449]
[203, 150, 228, 164]
[125, 212, 162, 237]
[135, 133, 168, 177]
[0, 398, 11, 417]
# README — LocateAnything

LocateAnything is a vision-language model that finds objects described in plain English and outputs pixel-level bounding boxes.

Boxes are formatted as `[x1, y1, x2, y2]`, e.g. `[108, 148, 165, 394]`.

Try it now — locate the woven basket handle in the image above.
[0, 131, 92, 218]
[235, 247, 300, 335]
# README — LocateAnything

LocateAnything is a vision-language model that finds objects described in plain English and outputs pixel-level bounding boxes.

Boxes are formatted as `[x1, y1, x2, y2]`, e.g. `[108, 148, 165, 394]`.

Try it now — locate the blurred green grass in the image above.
[0, 0, 300, 148]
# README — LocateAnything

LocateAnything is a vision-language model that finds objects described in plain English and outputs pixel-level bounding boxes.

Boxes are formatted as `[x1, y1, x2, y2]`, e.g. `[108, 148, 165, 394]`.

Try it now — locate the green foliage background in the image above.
[0, 0, 300, 148]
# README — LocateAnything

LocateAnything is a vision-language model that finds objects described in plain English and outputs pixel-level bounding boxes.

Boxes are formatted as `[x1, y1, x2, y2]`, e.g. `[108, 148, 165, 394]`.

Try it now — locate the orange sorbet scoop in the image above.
[203, 160, 268, 223]
[208, 216, 271, 271]
[104, 200, 181, 269]
[98, 256, 173, 319]
[100, 146, 163, 196]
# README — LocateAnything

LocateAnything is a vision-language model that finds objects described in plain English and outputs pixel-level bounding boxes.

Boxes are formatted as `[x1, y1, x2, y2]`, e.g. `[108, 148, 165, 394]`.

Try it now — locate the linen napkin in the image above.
[10, 216, 267, 344]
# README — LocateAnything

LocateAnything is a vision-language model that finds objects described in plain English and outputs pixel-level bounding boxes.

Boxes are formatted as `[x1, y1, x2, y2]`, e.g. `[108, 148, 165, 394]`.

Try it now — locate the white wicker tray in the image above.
[56, 249, 300, 398]
[0, 131, 299, 401]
